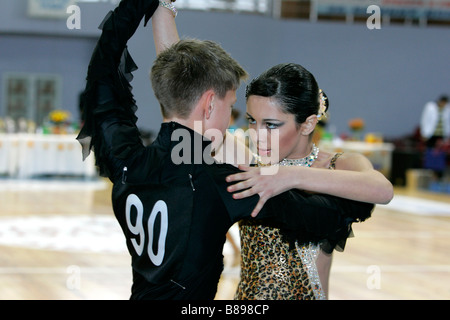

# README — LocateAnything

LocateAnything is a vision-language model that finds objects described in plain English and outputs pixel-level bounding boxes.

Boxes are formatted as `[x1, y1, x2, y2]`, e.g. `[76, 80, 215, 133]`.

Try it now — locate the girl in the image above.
[226, 63, 393, 299]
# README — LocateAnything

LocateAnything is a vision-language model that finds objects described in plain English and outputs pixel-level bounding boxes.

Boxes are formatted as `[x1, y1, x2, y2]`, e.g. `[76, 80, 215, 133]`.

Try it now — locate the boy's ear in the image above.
[198, 89, 215, 120]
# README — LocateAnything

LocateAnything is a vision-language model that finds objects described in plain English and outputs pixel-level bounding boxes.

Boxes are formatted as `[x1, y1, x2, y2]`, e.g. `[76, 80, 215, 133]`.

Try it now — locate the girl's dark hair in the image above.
[245, 63, 323, 124]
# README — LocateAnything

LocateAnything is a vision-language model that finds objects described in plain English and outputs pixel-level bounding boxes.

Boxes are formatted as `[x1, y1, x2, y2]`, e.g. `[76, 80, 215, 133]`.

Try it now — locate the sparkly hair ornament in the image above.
[317, 89, 329, 121]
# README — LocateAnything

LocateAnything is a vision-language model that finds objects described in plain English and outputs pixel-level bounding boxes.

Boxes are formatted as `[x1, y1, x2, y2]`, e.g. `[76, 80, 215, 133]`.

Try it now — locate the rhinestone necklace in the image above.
[278, 144, 319, 167]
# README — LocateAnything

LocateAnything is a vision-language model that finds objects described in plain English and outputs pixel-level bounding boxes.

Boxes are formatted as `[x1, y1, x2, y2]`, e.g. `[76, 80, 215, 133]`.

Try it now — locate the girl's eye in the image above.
[246, 117, 256, 125]
[266, 123, 279, 129]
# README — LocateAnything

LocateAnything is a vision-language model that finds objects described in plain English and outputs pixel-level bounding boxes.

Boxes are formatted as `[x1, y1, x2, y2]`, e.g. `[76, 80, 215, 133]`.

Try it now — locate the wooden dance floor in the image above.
[0, 178, 449, 300]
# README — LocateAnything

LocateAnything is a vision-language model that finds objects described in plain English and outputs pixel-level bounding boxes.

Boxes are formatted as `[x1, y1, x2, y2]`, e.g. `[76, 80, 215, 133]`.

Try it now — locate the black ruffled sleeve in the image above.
[206, 162, 374, 253]
[264, 190, 375, 253]
[76, 0, 159, 179]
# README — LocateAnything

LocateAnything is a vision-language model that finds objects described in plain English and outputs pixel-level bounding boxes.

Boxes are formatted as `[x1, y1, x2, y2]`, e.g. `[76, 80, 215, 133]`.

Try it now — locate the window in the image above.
[2, 73, 62, 128]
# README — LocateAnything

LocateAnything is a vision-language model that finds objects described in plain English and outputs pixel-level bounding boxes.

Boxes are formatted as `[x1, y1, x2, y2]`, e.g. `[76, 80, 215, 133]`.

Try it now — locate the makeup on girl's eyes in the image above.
[265, 122, 282, 129]
[246, 114, 256, 125]
[246, 114, 284, 129]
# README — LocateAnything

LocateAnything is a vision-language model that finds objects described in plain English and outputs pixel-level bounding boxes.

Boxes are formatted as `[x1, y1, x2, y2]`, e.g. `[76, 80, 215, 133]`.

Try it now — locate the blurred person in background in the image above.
[420, 95, 450, 179]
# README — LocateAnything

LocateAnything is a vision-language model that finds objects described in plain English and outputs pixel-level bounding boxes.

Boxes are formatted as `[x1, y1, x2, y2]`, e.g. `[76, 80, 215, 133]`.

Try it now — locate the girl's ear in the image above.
[300, 114, 318, 135]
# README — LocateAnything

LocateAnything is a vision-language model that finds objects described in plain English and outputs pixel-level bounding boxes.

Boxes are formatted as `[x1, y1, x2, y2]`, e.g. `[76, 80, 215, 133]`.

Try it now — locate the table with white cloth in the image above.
[319, 140, 395, 178]
[0, 134, 96, 179]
